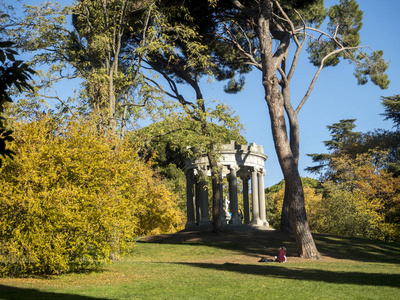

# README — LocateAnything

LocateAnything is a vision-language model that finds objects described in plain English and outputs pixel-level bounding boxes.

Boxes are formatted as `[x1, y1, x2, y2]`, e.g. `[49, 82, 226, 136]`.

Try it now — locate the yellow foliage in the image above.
[271, 185, 322, 228]
[303, 187, 323, 230]
[0, 115, 184, 276]
[271, 188, 285, 217]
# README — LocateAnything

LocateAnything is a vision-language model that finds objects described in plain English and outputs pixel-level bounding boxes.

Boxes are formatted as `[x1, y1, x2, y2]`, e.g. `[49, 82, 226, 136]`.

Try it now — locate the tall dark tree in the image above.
[0, 7, 34, 165]
[306, 119, 362, 178]
[380, 95, 400, 175]
[356, 95, 400, 176]
[381, 95, 400, 129]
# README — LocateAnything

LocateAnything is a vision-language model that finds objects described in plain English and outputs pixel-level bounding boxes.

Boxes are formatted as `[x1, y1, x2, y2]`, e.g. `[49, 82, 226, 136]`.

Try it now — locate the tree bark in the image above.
[265, 84, 319, 258]
[281, 89, 300, 232]
[196, 89, 223, 234]
[281, 190, 291, 232]
[256, 0, 319, 258]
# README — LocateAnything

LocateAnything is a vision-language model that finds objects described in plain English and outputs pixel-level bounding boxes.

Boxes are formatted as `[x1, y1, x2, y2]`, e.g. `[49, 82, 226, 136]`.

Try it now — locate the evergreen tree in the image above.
[380, 95, 400, 175]
[306, 119, 362, 178]
[381, 94, 400, 128]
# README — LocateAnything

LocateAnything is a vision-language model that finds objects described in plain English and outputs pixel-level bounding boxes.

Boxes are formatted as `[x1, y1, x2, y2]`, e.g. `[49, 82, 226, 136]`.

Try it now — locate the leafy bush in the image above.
[0, 115, 184, 276]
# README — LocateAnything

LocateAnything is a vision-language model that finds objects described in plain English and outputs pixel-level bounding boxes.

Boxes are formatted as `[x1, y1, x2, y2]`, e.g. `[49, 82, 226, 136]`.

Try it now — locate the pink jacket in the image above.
[276, 249, 286, 262]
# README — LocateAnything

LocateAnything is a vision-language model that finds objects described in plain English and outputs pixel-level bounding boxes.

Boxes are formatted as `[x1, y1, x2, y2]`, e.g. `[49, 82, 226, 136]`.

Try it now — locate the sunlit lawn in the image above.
[1, 230, 399, 299]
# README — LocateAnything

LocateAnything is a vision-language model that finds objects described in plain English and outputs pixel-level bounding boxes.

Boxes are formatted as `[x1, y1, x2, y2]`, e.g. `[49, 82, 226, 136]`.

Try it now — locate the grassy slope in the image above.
[0, 230, 399, 300]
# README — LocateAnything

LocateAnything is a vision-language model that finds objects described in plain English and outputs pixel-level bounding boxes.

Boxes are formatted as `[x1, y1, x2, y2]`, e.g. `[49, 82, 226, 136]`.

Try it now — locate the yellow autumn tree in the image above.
[0, 115, 184, 276]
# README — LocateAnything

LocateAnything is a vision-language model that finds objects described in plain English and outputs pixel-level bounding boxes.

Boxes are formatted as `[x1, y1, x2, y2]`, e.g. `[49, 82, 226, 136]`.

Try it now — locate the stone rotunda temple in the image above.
[184, 141, 269, 231]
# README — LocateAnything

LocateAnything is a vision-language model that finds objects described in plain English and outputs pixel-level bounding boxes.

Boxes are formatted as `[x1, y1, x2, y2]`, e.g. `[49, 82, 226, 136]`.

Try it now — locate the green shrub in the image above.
[0, 115, 184, 276]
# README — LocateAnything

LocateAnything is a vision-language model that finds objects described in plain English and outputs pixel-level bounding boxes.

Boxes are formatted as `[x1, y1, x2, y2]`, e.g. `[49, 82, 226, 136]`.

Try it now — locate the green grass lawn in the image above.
[1, 230, 399, 299]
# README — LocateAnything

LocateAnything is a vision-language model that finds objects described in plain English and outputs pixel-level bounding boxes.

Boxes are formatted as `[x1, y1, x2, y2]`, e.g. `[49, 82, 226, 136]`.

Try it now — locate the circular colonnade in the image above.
[184, 141, 270, 231]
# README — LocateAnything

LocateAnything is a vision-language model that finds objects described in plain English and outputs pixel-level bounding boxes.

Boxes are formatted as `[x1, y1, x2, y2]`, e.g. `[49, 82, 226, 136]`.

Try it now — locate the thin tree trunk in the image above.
[201, 120, 222, 233]
[198, 94, 223, 234]
[207, 151, 222, 233]
[108, 75, 117, 132]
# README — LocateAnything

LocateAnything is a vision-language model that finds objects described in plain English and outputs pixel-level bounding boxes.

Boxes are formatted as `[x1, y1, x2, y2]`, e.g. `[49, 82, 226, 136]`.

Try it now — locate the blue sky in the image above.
[11, 0, 400, 187]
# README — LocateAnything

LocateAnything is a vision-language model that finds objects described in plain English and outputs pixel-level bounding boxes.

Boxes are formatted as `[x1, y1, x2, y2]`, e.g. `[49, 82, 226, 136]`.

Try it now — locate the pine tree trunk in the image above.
[266, 91, 319, 257]
[281, 190, 291, 232]
[281, 91, 300, 233]
[254, 0, 319, 259]
[264, 82, 319, 257]
[285, 169, 320, 258]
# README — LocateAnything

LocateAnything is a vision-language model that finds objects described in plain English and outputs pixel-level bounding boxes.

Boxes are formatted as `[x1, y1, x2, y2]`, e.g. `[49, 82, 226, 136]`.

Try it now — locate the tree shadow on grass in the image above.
[172, 262, 400, 288]
[138, 230, 296, 256]
[0, 284, 112, 300]
[313, 233, 400, 264]
[138, 230, 400, 264]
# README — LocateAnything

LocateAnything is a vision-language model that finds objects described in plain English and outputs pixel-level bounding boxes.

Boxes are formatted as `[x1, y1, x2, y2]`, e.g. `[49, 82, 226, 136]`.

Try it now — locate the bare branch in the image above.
[292, 9, 306, 47]
[295, 46, 363, 114]
[300, 26, 346, 50]
[287, 9, 307, 82]
[277, 65, 288, 87]
[38, 94, 76, 116]
[272, 32, 290, 71]
[230, 0, 257, 19]
[236, 21, 253, 55]
[142, 74, 180, 102]
[142, 70, 200, 122]
[333, 24, 340, 38]
[120, 99, 149, 108]
[217, 21, 262, 70]
[273, 0, 297, 38]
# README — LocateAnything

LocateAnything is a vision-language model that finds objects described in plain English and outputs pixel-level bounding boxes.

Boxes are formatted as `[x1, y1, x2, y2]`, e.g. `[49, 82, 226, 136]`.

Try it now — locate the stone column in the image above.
[185, 169, 196, 230]
[199, 177, 212, 227]
[250, 167, 262, 226]
[195, 176, 201, 224]
[219, 172, 227, 224]
[258, 168, 268, 227]
[229, 165, 241, 225]
[242, 175, 250, 224]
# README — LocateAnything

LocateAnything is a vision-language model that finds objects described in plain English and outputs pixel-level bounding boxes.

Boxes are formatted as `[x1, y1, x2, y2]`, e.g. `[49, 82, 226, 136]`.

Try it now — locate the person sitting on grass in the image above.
[275, 246, 287, 263]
